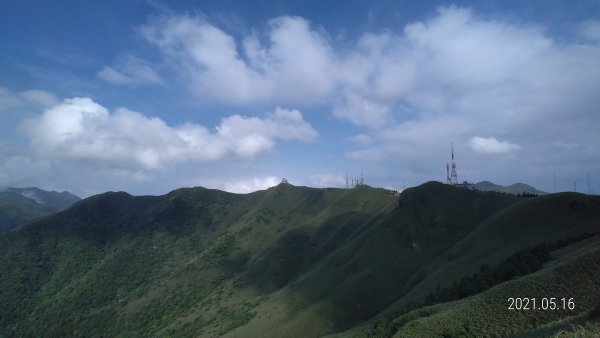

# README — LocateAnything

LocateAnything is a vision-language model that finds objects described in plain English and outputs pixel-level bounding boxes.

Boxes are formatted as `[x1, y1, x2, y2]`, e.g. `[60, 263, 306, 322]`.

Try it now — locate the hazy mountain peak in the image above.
[0, 187, 81, 232]
[5, 187, 80, 210]
[474, 181, 547, 195]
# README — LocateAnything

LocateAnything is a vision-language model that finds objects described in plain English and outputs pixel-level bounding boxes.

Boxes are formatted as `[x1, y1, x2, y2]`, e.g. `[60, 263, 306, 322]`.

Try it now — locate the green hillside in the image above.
[0, 182, 598, 337]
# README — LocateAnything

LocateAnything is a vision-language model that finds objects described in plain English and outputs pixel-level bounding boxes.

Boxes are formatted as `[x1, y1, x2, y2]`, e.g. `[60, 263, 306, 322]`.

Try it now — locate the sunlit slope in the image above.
[375, 191, 600, 318]
[0, 182, 598, 338]
[390, 236, 600, 337]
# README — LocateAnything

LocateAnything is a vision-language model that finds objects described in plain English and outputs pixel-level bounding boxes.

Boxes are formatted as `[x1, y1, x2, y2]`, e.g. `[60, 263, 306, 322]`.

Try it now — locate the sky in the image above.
[1, 0, 599, 197]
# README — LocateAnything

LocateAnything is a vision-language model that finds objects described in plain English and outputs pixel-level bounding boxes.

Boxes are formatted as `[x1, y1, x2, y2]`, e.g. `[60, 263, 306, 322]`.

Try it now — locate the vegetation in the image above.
[0, 182, 598, 337]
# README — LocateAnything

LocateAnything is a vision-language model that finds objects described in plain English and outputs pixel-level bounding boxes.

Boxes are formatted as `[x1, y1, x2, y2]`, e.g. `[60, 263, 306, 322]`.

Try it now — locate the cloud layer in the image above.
[469, 136, 520, 154]
[135, 7, 600, 141]
[5, 5, 600, 195]
[139, 15, 336, 104]
[21, 98, 317, 171]
[222, 176, 280, 194]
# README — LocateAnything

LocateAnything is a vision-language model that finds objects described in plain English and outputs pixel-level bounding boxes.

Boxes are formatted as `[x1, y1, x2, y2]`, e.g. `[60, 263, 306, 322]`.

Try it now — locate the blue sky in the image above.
[1, 0, 599, 197]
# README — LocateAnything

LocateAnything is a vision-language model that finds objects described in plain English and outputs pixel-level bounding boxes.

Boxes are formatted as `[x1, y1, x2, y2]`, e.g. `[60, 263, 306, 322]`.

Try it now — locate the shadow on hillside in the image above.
[232, 189, 600, 334]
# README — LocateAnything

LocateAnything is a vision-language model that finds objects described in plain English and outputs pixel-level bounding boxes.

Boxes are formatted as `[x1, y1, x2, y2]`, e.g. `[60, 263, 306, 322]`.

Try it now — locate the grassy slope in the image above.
[0, 182, 598, 338]
[375, 192, 600, 317]
[390, 236, 600, 337]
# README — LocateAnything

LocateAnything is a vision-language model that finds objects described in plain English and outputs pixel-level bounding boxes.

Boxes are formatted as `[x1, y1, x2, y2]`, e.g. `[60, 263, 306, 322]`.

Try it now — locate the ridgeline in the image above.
[0, 182, 598, 337]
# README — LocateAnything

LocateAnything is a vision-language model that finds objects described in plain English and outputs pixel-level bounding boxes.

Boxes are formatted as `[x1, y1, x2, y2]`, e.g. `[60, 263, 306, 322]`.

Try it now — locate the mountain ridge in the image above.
[0, 182, 598, 337]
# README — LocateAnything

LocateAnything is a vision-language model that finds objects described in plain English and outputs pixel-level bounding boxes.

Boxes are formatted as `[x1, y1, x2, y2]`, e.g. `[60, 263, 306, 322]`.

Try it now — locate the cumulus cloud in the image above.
[469, 136, 521, 155]
[139, 15, 335, 104]
[6, 7, 600, 194]
[20, 97, 317, 171]
[222, 176, 280, 193]
[98, 55, 163, 85]
[333, 93, 391, 128]
[136, 7, 600, 134]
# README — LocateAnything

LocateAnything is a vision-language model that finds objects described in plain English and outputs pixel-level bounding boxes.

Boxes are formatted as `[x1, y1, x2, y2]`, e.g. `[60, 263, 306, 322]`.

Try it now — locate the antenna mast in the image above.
[449, 143, 458, 185]
[587, 173, 592, 194]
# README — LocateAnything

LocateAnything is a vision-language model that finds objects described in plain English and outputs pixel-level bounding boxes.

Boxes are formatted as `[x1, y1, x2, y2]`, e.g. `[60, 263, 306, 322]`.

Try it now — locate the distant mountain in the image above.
[0, 182, 598, 337]
[0, 187, 80, 232]
[474, 180, 547, 195]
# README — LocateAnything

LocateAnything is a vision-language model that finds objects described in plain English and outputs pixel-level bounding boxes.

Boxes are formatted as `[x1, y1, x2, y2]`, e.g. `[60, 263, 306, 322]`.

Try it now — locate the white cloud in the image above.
[140, 15, 335, 104]
[222, 176, 280, 193]
[333, 92, 391, 128]
[5, 7, 600, 195]
[20, 97, 317, 171]
[136, 7, 600, 134]
[98, 55, 163, 85]
[469, 136, 521, 155]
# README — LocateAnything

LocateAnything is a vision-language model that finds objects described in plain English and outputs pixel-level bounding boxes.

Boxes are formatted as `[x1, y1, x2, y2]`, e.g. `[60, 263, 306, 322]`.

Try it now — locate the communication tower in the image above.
[446, 143, 458, 185]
